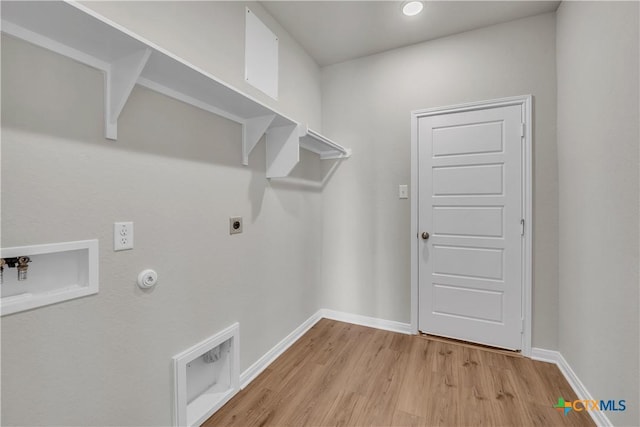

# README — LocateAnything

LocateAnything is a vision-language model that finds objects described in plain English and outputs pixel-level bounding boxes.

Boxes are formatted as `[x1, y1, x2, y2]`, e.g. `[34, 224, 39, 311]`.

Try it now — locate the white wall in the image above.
[556, 2, 639, 425]
[320, 13, 559, 349]
[0, 2, 324, 425]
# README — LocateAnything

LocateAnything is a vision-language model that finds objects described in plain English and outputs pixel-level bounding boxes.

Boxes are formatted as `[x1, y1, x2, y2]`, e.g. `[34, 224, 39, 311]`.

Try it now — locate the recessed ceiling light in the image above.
[402, 1, 424, 16]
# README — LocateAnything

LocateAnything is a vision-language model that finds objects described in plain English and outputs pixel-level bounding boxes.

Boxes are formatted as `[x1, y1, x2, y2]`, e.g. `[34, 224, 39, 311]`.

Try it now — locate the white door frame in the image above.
[410, 95, 533, 356]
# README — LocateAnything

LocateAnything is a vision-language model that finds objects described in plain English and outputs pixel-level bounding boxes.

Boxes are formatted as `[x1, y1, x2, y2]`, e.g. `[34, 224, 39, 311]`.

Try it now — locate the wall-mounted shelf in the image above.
[300, 127, 352, 160]
[0, 0, 351, 179]
[1, 240, 99, 316]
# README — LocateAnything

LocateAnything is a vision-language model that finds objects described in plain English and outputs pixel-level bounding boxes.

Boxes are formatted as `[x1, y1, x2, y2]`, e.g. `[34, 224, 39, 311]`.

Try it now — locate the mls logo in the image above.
[553, 397, 626, 415]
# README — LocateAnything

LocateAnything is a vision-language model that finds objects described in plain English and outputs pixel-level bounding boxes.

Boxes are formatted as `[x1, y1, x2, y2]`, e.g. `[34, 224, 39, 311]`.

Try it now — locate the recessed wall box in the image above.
[173, 323, 240, 426]
[1, 240, 99, 316]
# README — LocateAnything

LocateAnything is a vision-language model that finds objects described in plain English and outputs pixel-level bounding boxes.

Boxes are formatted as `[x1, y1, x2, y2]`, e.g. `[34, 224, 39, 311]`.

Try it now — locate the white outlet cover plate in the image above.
[229, 217, 243, 235]
[114, 222, 134, 251]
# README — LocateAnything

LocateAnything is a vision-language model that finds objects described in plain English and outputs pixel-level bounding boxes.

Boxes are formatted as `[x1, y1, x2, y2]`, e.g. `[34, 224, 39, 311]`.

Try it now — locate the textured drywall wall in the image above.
[79, 0, 322, 130]
[556, 2, 639, 425]
[320, 12, 559, 349]
[0, 5, 324, 424]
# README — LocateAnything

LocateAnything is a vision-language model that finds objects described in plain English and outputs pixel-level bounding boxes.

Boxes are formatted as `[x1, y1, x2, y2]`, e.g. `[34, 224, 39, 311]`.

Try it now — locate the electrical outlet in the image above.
[114, 222, 134, 251]
[229, 217, 243, 235]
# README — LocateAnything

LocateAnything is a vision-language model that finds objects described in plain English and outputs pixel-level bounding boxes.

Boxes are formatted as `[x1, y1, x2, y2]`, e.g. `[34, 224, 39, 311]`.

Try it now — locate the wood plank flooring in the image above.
[204, 319, 595, 426]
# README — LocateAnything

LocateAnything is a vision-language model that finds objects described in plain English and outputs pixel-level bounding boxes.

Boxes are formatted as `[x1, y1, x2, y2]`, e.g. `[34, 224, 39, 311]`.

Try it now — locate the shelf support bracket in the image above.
[266, 124, 300, 178]
[105, 48, 152, 140]
[242, 114, 276, 165]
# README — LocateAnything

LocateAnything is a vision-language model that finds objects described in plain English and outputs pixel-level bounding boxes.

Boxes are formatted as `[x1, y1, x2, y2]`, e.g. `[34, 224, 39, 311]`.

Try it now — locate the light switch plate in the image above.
[399, 185, 409, 199]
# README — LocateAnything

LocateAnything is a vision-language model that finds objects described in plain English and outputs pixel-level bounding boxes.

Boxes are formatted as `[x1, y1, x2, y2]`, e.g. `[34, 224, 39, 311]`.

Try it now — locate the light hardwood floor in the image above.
[204, 319, 594, 426]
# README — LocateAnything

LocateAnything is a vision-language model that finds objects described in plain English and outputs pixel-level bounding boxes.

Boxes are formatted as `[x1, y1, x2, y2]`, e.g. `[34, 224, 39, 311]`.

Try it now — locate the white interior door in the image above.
[417, 103, 524, 350]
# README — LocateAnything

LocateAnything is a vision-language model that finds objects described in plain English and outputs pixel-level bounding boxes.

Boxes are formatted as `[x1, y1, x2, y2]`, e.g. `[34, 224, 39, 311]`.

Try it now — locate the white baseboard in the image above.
[319, 308, 413, 335]
[239, 309, 412, 390]
[239, 310, 323, 388]
[531, 348, 612, 427]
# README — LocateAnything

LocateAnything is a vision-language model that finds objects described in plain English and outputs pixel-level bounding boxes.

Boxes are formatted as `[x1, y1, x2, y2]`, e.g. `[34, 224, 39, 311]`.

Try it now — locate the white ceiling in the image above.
[261, 1, 560, 66]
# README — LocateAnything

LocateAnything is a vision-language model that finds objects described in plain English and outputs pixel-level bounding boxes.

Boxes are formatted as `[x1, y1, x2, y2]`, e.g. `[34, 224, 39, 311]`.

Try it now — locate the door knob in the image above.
[421, 232, 430, 240]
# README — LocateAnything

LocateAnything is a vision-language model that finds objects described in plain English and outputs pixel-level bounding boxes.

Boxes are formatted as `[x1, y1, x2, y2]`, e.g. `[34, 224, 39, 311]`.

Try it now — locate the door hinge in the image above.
[520, 123, 525, 137]
[521, 318, 525, 334]
[520, 219, 525, 236]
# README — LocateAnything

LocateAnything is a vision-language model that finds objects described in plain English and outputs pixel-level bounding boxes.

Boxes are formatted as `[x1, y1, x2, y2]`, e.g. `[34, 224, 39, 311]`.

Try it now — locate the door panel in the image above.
[432, 245, 504, 280]
[418, 104, 523, 350]
[432, 121, 504, 157]
[432, 284, 503, 322]
[432, 164, 503, 195]
[433, 206, 503, 237]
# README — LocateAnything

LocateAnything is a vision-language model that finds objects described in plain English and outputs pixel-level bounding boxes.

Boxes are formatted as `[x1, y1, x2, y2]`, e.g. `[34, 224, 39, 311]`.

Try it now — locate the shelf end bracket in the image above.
[321, 148, 353, 160]
[242, 114, 276, 165]
[105, 48, 152, 140]
[266, 124, 300, 178]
